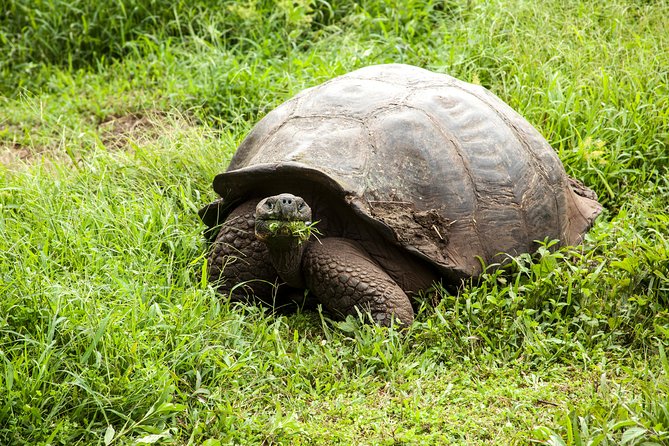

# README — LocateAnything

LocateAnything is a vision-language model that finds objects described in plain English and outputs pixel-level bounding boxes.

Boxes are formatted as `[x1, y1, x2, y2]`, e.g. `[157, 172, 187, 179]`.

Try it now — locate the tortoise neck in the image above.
[265, 237, 307, 288]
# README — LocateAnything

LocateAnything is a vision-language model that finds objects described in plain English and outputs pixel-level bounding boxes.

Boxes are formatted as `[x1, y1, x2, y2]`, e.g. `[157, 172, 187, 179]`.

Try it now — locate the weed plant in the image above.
[1, 0, 668, 444]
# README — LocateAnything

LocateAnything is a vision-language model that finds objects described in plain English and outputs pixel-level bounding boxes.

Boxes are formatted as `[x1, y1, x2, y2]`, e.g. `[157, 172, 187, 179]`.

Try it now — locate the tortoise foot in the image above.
[303, 238, 414, 326]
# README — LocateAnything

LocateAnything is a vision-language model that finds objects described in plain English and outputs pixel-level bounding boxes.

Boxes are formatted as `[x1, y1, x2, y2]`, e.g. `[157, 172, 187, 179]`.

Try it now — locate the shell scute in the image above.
[295, 78, 406, 118]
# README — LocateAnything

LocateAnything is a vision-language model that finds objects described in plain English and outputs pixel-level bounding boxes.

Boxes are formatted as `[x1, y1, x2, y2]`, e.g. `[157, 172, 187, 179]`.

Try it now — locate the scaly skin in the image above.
[303, 238, 414, 326]
[207, 201, 282, 306]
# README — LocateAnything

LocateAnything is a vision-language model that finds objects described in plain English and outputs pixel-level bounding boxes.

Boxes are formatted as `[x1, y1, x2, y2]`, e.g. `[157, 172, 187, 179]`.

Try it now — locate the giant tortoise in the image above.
[199, 64, 602, 325]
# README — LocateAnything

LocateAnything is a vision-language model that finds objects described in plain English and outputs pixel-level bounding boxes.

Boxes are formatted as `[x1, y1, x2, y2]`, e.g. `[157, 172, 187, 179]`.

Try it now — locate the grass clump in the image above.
[1, 0, 668, 444]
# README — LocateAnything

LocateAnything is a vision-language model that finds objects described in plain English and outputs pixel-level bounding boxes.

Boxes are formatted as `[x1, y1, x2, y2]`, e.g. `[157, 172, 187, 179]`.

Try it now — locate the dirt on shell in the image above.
[368, 201, 452, 265]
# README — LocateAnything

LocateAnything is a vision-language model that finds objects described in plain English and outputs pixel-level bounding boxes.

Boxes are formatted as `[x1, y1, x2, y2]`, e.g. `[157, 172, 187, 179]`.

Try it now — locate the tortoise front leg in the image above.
[207, 201, 284, 307]
[303, 238, 414, 326]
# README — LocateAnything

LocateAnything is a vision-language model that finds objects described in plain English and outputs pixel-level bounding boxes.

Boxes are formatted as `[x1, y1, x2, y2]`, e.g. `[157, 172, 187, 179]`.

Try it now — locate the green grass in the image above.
[1, 0, 668, 444]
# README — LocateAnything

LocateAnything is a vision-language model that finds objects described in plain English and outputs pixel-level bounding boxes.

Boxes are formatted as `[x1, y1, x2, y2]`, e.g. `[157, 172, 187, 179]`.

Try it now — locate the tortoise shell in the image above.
[201, 64, 602, 279]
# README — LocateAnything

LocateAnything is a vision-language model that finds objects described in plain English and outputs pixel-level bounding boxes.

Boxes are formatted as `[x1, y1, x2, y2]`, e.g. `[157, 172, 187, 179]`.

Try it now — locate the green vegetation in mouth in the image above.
[267, 220, 319, 241]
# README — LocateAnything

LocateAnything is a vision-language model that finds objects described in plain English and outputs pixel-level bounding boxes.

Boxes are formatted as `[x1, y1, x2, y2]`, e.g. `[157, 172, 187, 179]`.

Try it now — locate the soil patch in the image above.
[1, 111, 187, 167]
[0, 142, 32, 166]
[98, 112, 164, 150]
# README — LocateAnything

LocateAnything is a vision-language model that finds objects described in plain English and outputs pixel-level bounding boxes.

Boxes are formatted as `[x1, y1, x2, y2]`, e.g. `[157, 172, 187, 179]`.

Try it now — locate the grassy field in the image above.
[1, 0, 668, 444]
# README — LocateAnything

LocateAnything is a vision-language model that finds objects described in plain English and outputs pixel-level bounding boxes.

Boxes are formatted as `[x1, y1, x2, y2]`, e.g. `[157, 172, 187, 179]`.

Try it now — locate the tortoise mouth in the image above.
[255, 219, 313, 242]
[254, 193, 313, 243]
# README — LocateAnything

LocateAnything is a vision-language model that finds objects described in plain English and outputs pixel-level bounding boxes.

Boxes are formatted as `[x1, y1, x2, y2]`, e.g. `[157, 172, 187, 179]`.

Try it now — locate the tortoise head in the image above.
[254, 193, 313, 245]
[254, 193, 314, 288]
